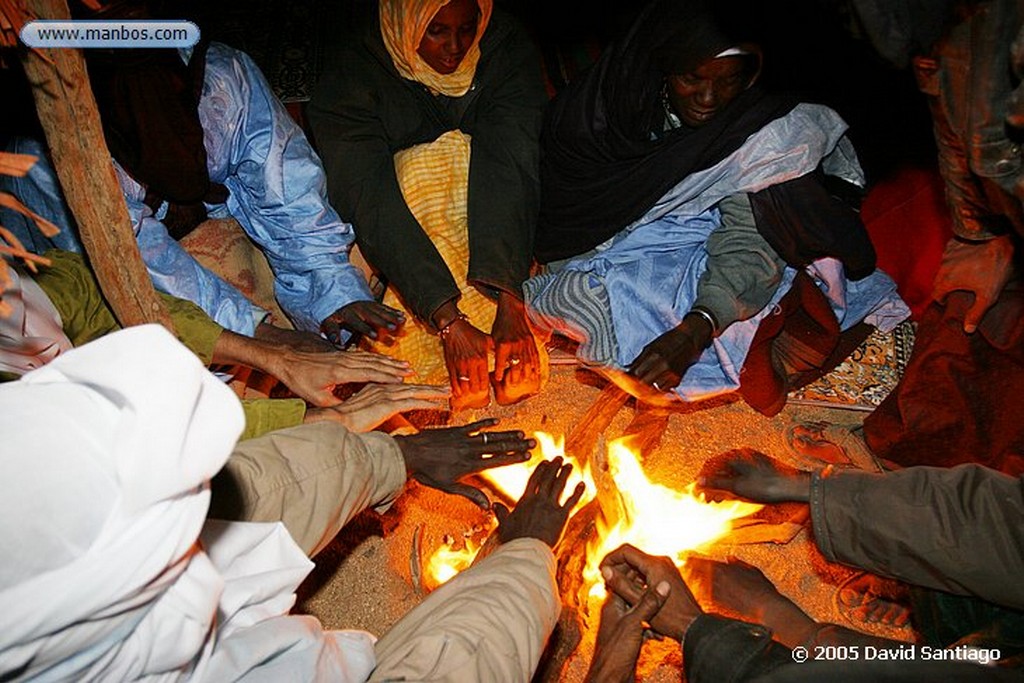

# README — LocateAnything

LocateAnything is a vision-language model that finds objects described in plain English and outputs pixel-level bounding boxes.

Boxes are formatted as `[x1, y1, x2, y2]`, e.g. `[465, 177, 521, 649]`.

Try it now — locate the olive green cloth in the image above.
[24, 250, 305, 438]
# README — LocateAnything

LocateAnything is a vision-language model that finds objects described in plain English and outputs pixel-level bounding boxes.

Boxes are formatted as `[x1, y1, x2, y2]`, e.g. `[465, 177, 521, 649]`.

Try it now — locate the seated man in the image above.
[0, 250, 439, 437]
[1, 0, 402, 342]
[526, 0, 908, 412]
[0, 325, 584, 680]
[583, 451, 1024, 681]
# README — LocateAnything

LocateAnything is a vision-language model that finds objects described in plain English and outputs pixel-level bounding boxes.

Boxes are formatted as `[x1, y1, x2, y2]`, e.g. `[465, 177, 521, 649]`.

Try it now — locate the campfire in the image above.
[426, 431, 762, 600]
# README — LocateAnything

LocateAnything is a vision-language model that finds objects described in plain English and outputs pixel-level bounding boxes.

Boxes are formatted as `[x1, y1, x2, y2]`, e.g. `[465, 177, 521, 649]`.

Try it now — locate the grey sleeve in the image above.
[694, 194, 787, 331]
[811, 465, 1024, 611]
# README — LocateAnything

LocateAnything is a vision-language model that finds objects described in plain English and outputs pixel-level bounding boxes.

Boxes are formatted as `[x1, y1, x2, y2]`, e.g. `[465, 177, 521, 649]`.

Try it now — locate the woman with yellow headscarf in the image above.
[310, 0, 548, 410]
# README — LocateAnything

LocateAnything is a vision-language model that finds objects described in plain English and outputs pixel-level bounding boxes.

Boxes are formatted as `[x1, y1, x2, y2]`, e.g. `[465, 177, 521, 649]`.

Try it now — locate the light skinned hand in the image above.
[274, 347, 413, 407]
[586, 583, 669, 683]
[304, 383, 449, 433]
[321, 300, 406, 345]
[697, 449, 811, 504]
[491, 292, 541, 404]
[442, 318, 492, 409]
[494, 457, 586, 547]
[599, 543, 702, 641]
[932, 235, 1014, 333]
[394, 418, 535, 509]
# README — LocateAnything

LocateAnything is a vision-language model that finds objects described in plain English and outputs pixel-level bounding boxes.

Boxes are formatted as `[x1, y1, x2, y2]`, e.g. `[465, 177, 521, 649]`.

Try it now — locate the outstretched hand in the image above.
[395, 418, 535, 509]
[698, 449, 811, 504]
[491, 292, 541, 405]
[304, 383, 449, 433]
[628, 314, 712, 392]
[495, 457, 586, 548]
[321, 300, 406, 345]
[275, 347, 413, 407]
[586, 583, 669, 683]
[599, 544, 701, 641]
[932, 235, 1015, 333]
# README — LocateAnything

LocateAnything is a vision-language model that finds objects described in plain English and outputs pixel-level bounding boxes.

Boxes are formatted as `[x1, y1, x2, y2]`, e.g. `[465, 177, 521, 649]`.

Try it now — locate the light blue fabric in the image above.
[525, 104, 911, 401]
[0, 42, 372, 336]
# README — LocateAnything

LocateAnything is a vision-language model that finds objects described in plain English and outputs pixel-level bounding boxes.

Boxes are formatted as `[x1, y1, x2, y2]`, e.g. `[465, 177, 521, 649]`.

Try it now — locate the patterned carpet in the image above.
[788, 320, 916, 411]
[200, 0, 326, 103]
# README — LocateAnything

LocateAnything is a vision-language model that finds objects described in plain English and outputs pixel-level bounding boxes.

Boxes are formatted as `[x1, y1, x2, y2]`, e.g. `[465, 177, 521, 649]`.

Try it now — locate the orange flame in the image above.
[582, 437, 762, 598]
[425, 432, 761, 593]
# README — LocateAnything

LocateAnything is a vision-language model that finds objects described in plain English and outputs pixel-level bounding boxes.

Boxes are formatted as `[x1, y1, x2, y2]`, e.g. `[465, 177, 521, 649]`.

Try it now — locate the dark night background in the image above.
[2, 0, 937, 184]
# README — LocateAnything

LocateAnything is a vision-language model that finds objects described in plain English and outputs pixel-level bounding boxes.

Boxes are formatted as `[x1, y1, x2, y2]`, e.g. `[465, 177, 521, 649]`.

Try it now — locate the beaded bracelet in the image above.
[437, 312, 470, 340]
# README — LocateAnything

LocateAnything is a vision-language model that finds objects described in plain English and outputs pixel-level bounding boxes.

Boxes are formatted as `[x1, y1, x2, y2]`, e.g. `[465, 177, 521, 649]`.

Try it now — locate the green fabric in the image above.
[239, 398, 306, 440]
[25, 251, 305, 439]
[33, 250, 222, 364]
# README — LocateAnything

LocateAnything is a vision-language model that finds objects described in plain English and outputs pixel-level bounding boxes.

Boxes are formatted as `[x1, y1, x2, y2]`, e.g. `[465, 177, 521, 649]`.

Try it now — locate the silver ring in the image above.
[652, 382, 662, 391]
[482, 433, 489, 445]
[508, 357, 522, 366]
[457, 375, 471, 382]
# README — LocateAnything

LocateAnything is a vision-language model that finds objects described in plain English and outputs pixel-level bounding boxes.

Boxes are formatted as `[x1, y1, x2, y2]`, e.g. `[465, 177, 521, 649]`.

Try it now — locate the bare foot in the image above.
[837, 573, 912, 628]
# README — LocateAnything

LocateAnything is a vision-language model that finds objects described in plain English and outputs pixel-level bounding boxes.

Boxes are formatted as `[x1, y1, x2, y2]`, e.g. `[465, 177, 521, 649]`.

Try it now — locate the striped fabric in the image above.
[368, 130, 497, 384]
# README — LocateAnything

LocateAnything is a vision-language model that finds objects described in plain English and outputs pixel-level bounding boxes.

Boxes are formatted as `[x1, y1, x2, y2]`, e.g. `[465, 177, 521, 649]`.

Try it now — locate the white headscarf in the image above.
[379, 0, 493, 97]
[0, 325, 244, 679]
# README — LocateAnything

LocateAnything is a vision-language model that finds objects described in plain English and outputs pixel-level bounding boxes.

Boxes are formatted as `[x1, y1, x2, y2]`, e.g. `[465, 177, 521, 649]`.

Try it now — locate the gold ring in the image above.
[509, 357, 522, 366]
[457, 375, 471, 382]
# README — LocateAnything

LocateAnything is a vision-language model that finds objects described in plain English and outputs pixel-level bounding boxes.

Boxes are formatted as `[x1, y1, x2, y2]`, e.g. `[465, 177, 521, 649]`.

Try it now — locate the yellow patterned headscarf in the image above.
[379, 0, 493, 97]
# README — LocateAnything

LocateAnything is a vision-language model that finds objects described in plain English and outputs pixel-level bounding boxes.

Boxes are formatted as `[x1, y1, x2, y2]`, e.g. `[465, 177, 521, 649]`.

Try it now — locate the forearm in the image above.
[209, 422, 407, 557]
[695, 194, 786, 330]
[309, 96, 460, 320]
[811, 465, 1024, 609]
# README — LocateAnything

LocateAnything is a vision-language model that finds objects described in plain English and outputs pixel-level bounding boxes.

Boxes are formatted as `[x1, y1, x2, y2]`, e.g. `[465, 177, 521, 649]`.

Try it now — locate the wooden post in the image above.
[18, 0, 174, 330]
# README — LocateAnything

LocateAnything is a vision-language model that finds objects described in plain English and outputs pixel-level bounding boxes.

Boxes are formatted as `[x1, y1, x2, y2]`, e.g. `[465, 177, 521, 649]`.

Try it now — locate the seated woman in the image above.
[525, 0, 910, 413]
[310, 0, 548, 409]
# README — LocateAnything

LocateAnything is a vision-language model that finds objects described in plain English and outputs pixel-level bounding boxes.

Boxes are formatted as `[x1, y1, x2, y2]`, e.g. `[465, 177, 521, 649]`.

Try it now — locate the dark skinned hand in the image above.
[628, 313, 713, 392]
[394, 418, 534, 509]
[320, 300, 406, 346]
[441, 318, 492, 409]
[586, 583, 669, 683]
[494, 457, 586, 548]
[697, 449, 811, 504]
[491, 291, 541, 405]
[599, 543, 702, 641]
[931, 235, 1014, 333]
[684, 556, 820, 648]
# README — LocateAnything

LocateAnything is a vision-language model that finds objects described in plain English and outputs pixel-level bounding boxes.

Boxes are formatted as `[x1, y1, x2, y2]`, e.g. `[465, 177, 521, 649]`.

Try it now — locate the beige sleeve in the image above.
[371, 538, 559, 683]
[208, 422, 407, 557]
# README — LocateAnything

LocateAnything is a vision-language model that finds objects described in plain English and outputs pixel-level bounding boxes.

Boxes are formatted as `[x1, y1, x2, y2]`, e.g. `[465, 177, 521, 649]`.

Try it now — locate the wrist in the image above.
[775, 471, 812, 503]
[437, 313, 471, 342]
[686, 306, 718, 338]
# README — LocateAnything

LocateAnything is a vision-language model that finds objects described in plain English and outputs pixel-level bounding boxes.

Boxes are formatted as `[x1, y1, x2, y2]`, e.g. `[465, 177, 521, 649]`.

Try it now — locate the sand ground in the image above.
[296, 362, 912, 681]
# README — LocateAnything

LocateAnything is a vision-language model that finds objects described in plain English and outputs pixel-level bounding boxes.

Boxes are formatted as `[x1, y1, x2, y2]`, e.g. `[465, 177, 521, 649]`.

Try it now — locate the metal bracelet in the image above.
[688, 307, 718, 336]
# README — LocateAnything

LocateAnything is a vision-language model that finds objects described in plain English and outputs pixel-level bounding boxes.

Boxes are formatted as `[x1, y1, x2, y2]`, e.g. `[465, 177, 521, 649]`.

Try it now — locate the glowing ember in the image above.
[425, 432, 761, 593]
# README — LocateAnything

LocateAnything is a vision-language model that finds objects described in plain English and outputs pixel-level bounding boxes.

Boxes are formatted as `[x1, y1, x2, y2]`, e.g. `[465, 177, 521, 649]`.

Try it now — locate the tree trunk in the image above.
[18, 0, 173, 330]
